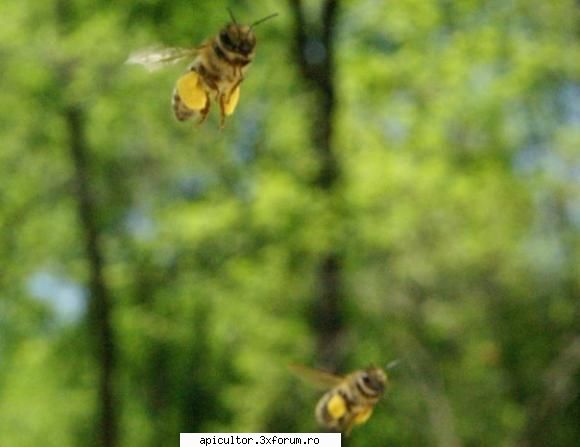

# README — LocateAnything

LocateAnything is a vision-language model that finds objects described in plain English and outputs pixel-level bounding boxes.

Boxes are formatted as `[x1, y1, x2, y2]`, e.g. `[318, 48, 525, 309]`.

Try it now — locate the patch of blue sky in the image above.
[27, 271, 86, 323]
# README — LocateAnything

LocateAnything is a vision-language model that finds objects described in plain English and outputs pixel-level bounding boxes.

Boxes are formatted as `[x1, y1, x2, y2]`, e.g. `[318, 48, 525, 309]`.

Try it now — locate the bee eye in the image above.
[221, 31, 234, 49]
[362, 373, 371, 384]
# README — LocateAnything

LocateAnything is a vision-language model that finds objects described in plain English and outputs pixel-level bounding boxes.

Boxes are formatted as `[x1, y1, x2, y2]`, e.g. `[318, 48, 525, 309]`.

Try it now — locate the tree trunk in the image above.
[288, 0, 344, 370]
[65, 105, 118, 447]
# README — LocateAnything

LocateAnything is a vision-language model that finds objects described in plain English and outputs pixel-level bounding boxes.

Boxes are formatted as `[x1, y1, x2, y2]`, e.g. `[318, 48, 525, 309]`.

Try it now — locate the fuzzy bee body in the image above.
[290, 365, 388, 435]
[127, 12, 277, 127]
[171, 22, 255, 126]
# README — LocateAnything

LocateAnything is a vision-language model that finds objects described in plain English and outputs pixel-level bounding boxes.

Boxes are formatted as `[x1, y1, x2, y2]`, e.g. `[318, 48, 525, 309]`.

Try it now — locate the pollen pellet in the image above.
[353, 407, 373, 425]
[326, 394, 347, 419]
[176, 71, 207, 110]
[224, 86, 240, 116]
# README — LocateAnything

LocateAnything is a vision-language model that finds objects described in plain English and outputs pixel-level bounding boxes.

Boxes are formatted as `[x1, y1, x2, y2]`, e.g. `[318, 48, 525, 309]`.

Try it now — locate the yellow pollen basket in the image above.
[326, 394, 347, 419]
[224, 86, 240, 116]
[177, 71, 207, 110]
[353, 407, 373, 425]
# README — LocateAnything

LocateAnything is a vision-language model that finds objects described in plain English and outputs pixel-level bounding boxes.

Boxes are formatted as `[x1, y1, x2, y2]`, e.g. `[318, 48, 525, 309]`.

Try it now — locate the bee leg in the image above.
[219, 86, 241, 129]
[219, 93, 227, 129]
[197, 92, 211, 125]
[218, 78, 243, 128]
[344, 422, 354, 437]
[229, 77, 243, 100]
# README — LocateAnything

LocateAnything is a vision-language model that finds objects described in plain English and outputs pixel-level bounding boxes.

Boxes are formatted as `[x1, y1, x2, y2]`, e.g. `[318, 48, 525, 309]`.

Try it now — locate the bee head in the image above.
[219, 10, 278, 56]
[220, 23, 257, 56]
[358, 367, 388, 396]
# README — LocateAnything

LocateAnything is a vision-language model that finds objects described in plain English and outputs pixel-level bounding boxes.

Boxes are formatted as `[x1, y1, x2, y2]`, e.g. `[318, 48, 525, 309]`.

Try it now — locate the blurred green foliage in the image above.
[0, 0, 579, 446]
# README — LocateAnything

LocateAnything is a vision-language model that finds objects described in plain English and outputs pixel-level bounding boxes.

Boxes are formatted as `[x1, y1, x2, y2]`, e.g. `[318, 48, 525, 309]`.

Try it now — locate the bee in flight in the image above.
[290, 364, 392, 436]
[127, 10, 278, 127]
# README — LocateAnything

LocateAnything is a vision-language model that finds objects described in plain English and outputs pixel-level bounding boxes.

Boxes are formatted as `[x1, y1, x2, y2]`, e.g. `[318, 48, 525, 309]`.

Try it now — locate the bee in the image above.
[127, 10, 278, 127]
[289, 364, 390, 435]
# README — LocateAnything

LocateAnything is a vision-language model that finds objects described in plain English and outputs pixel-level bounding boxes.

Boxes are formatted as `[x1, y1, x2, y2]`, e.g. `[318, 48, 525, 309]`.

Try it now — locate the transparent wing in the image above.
[288, 364, 344, 390]
[386, 359, 401, 371]
[125, 46, 198, 72]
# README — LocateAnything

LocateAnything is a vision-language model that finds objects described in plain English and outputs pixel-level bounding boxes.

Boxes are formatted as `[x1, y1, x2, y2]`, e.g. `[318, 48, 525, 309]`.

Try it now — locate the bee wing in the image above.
[125, 47, 198, 72]
[386, 359, 402, 371]
[288, 364, 344, 390]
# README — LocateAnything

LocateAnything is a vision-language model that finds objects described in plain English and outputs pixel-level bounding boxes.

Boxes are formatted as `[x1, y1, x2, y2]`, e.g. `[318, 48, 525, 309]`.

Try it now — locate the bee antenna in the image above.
[227, 7, 238, 25]
[251, 12, 279, 29]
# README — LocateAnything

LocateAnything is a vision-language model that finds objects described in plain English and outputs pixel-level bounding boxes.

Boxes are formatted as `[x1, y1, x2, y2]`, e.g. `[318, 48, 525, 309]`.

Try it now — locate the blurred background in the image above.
[1, 0, 579, 446]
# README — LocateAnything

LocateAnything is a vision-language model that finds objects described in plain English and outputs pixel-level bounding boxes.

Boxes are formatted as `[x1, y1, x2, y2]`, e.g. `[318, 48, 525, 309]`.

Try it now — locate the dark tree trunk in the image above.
[518, 336, 580, 447]
[288, 0, 344, 370]
[65, 105, 118, 447]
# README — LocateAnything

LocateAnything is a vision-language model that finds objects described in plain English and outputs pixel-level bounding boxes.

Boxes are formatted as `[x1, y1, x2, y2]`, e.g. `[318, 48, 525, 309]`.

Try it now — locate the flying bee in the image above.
[289, 364, 392, 435]
[127, 10, 278, 127]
